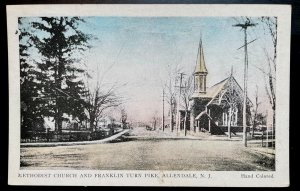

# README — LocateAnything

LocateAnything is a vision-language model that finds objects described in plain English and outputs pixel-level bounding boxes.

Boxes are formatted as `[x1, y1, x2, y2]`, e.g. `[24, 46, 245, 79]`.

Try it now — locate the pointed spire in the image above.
[195, 36, 208, 74]
[193, 34, 208, 94]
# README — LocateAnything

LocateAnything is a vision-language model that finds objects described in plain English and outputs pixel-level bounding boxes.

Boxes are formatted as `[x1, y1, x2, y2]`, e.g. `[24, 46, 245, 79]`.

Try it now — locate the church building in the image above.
[179, 38, 252, 135]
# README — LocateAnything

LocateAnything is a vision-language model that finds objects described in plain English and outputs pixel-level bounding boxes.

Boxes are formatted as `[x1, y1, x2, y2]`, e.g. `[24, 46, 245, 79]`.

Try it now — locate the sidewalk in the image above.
[21, 129, 131, 147]
[248, 147, 275, 156]
[127, 128, 273, 143]
[127, 128, 243, 141]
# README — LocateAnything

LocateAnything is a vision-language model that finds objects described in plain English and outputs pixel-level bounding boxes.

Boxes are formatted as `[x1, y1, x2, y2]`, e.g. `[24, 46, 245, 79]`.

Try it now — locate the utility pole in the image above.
[162, 88, 165, 132]
[169, 79, 174, 132]
[266, 109, 268, 148]
[175, 72, 186, 134]
[233, 18, 257, 147]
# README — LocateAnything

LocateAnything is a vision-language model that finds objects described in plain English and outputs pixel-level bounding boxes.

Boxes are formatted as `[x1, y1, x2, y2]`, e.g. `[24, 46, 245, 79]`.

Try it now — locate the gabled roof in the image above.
[191, 77, 229, 99]
[191, 75, 253, 107]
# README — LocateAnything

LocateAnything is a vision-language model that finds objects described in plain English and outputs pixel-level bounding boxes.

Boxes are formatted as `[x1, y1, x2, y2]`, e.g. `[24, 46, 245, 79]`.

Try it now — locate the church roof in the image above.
[191, 75, 253, 106]
[194, 38, 208, 74]
[191, 77, 229, 99]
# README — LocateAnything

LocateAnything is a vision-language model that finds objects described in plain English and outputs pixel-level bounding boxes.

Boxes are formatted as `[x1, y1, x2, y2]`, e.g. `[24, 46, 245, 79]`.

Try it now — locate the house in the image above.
[98, 116, 122, 130]
[178, 38, 252, 135]
[43, 114, 85, 132]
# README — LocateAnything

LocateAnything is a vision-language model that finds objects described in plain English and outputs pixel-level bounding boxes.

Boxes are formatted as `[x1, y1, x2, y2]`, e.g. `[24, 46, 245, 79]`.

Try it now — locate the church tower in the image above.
[190, 37, 208, 131]
[194, 38, 208, 93]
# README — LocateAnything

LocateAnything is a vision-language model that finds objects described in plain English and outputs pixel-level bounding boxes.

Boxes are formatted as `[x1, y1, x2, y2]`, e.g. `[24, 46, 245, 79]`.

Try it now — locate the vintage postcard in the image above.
[7, 4, 290, 186]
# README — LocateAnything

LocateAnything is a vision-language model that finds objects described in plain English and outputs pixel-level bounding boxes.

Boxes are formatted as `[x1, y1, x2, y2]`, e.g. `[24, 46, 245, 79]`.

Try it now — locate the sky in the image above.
[77, 16, 275, 122]
[24, 16, 275, 123]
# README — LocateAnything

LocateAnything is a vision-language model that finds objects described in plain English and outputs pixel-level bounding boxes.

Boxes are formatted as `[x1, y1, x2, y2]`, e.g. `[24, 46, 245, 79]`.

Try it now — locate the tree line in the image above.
[19, 17, 122, 135]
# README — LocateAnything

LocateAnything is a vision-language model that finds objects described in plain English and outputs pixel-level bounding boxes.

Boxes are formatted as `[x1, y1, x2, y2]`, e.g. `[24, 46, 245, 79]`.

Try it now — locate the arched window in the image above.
[199, 76, 203, 91]
[195, 76, 199, 91]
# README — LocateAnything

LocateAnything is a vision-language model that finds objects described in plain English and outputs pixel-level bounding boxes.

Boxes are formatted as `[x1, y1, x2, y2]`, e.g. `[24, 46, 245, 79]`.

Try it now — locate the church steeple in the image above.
[194, 37, 208, 93]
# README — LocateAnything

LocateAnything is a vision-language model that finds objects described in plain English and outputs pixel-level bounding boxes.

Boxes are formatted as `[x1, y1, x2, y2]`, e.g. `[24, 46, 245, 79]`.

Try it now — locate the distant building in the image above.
[178, 38, 252, 134]
[98, 116, 122, 129]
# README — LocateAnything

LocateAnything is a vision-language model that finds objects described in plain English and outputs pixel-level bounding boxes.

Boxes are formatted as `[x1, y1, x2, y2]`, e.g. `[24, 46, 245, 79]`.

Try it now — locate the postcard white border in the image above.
[7, 4, 290, 187]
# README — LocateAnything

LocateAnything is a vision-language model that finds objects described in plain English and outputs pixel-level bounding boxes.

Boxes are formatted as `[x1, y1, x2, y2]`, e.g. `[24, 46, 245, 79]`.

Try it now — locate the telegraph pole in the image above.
[169, 79, 174, 132]
[162, 88, 165, 132]
[175, 72, 186, 134]
[266, 109, 269, 148]
[233, 18, 257, 147]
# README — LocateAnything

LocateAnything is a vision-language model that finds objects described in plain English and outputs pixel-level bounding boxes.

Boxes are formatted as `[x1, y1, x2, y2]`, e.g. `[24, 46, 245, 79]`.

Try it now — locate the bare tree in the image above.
[223, 75, 243, 138]
[162, 65, 181, 132]
[165, 80, 177, 132]
[247, 16, 277, 137]
[261, 17, 277, 135]
[151, 110, 160, 130]
[251, 85, 261, 137]
[180, 75, 194, 136]
[120, 107, 128, 129]
[84, 80, 122, 130]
